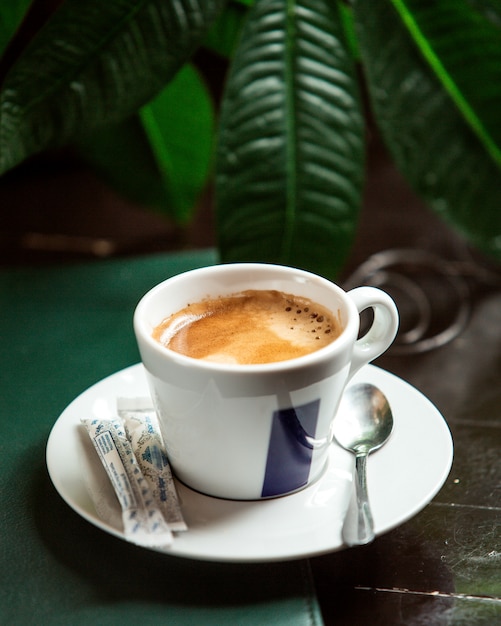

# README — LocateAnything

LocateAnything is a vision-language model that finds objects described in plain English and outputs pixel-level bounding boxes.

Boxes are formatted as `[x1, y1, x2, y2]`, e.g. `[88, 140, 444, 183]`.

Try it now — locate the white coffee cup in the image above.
[134, 263, 398, 500]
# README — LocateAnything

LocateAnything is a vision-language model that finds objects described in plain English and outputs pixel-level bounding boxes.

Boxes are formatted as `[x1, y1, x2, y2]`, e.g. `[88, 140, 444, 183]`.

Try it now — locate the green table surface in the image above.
[0, 250, 323, 625]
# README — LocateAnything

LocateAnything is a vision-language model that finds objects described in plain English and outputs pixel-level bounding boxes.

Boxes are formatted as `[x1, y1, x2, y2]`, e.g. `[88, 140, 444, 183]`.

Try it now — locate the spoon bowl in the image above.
[334, 383, 394, 546]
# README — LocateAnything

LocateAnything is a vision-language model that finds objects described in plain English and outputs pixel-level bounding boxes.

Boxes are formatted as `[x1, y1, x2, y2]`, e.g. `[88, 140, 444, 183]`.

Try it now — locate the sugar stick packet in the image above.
[117, 398, 187, 532]
[81, 417, 173, 547]
[78, 426, 123, 530]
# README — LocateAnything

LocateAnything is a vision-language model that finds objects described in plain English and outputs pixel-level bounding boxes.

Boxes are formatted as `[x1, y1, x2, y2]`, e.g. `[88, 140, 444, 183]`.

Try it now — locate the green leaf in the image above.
[216, 0, 364, 279]
[77, 64, 215, 224]
[0, 0, 226, 176]
[0, 0, 32, 58]
[77, 114, 171, 213]
[204, 1, 250, 58]
[466, 0, 501, 28]
[139, 62, 215, 223]
[354, 0, 501, 260]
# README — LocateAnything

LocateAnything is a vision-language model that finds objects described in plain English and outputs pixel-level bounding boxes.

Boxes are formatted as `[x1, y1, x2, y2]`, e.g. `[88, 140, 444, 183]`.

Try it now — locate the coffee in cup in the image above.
[152, 289, 342, 364]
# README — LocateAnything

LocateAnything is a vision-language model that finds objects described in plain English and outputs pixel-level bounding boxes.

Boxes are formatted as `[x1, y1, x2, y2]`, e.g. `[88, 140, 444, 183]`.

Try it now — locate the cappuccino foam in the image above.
[152, 290, 341, 365]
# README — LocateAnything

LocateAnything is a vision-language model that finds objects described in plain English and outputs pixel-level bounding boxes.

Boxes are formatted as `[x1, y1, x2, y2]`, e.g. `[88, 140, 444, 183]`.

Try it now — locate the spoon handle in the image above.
[342, 452, 375, 546]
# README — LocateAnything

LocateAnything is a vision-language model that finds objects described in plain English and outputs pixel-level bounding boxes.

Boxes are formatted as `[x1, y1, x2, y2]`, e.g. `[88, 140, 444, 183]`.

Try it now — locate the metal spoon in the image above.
[334, 383, 394, 546]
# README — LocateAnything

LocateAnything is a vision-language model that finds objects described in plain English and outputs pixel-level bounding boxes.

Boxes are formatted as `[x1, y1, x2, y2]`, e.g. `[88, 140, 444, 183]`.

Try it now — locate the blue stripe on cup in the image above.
[261, 399, 320, 498]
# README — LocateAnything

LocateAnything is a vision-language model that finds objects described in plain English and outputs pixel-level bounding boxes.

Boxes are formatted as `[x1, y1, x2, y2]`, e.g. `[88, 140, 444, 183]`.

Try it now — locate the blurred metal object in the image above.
[343, 248, 501, 354]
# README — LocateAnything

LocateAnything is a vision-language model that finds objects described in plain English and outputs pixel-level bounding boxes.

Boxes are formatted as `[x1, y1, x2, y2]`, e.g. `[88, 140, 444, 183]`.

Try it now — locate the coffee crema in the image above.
[152, 289, 342, 365]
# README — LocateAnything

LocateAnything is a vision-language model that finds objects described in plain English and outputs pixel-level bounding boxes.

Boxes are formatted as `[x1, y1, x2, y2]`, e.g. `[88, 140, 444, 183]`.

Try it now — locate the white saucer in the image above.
[46, 363, 453, 562]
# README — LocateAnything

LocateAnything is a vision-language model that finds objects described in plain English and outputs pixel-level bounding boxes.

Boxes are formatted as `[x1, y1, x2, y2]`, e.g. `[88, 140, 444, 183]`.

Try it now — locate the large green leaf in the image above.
[204, 1, 250, 57]
[215, 0, 364, 279]
[0, 0, 33, 58]
[354, 0, 501, 260]
[77, 63, 215, 224]
[77, 114, 170, 214]
[139, 63, 215, 224]
[0, 0, 225, 176]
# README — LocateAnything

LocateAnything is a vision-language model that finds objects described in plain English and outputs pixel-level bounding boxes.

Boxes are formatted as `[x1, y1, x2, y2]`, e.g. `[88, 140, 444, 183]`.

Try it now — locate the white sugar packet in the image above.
[78, 425, 123, 531]
[117, 397, 187, 532]
[81, 417, 173, 547]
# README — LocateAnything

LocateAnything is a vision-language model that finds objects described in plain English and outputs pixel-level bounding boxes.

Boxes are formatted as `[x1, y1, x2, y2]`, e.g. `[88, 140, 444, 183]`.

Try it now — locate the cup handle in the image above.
[347, 287, 399, 378]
